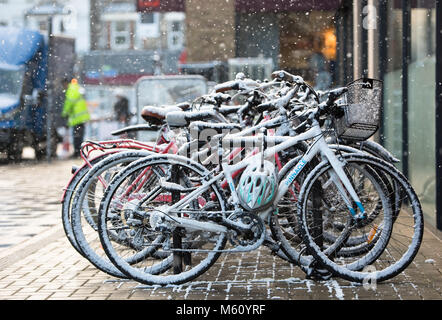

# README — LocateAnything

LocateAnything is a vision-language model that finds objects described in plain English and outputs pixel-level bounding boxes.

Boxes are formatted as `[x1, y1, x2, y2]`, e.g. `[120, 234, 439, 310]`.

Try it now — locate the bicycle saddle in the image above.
[141, 102, 190, 125]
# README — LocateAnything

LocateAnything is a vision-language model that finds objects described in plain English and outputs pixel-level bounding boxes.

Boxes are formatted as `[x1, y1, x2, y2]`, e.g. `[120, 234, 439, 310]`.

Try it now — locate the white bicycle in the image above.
[95, 81, 423, 285]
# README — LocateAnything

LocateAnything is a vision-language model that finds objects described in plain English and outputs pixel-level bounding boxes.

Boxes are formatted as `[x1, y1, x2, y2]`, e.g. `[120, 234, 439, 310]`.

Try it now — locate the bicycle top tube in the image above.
[163, 125, 321, 215]
[221, 121, 366, 217]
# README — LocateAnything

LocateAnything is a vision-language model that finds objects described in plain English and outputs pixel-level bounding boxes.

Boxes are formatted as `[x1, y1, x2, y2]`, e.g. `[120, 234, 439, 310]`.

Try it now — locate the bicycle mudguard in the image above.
[358, 140, 400, 163]
[329, 141, 400, 164]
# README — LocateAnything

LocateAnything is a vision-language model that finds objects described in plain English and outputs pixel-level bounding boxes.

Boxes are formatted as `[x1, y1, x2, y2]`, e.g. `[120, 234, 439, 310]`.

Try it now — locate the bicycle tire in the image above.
[71, 150, 153, 278]
[61, 154, 113, 256]
[297, 153, 424, 283]
[98, 154, 228, 286]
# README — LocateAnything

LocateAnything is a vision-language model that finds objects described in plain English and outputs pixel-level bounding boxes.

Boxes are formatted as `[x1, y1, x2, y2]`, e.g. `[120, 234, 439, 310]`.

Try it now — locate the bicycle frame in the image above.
[158, 119, 366, 234]
[60, 127, 176, 203]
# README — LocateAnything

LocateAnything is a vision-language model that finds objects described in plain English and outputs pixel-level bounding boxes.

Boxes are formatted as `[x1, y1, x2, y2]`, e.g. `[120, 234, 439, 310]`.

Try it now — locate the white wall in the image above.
[58, 0, 90, 53]
[0, 0, 35, 28]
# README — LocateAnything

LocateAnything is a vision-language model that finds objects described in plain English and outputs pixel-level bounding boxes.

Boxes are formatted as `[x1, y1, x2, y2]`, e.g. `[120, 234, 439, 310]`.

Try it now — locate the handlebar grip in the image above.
[203, 97, 217, 105]
[271, 70, 304, 84]
[256, 102, 276, 112]
[327, 87, 348, 102]
[214, 93, 232, 103]
[213, 81, 240, 93]
[316, 87, 348, 118]
[271, 70, 292, 82]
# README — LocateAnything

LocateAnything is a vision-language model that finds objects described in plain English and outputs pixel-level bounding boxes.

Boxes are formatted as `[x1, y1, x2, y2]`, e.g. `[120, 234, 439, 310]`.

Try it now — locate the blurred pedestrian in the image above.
[61, 78, 90, 158]
[309, 34, 332, 91]
[113, 88, 131, 128]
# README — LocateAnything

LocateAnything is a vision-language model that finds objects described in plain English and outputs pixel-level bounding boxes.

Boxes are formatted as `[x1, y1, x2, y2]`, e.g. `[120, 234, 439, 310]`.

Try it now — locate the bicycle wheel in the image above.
[98, 154, 228, 286]
[319, 145, 399, 257]
[302, 144, 401, 258]
[71, 150, 153, 278]
[269, 154, 315, 268]
[270, 147, 380, 263]
[297, 153, 424, 283]
[61, 154, 113, 256]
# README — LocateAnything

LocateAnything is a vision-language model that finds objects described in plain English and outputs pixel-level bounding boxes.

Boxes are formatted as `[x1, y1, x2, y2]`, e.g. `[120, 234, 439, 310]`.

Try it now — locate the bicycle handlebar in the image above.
[198, 92, 232, 106]
[256, 85, 300, 112]
[271, 70, 304, 84]
[272, 70, 320, 102]
[198, 72, 348, 129]
[325, 87, 348, 104]
[213, 80, 240, 93]
[213, 78, 261, 93]
[315, 87, 348, 119]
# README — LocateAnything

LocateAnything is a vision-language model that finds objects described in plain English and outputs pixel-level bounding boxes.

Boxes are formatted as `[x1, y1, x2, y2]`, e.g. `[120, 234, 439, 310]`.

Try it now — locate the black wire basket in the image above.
[334, 78, 383, 141]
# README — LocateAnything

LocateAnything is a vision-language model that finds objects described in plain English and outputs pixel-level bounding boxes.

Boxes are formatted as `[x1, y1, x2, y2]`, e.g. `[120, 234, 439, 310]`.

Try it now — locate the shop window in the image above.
[141, 12, 155, 24]
[408, 3, 436, 224]
[138, 12, 159, 39]
[278, 11, 336, 90]
[382, 1, 437, 226]
[382, 3, 403, 169]
[111, 21, 131, 50]
[38, 19, 48, 32]
[167, 20, 184, 50]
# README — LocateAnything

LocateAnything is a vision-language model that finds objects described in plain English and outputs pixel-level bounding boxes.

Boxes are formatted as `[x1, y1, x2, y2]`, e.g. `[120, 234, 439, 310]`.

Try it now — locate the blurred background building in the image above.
[334, 0, 440, 232]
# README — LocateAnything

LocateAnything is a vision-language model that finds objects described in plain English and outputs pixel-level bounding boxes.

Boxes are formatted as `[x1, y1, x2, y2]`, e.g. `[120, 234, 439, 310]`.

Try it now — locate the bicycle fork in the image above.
[318, 138, 366, 219]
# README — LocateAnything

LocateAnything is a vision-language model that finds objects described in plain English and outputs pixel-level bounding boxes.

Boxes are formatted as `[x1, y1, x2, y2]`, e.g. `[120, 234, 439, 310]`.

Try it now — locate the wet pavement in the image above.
[0, 156, 441, 300]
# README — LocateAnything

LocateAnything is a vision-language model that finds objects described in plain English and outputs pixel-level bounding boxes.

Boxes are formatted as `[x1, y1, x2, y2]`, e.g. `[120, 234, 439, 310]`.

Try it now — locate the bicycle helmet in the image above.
[237, 160, 277, 211]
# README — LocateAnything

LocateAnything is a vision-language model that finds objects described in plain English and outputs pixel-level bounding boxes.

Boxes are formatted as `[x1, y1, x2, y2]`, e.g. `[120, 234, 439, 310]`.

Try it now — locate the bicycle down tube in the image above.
[157, 123, 366, 235]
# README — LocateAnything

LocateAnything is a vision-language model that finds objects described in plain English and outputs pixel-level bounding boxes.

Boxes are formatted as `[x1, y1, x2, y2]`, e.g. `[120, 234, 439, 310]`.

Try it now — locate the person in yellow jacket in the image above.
[62, 78, 90, 158]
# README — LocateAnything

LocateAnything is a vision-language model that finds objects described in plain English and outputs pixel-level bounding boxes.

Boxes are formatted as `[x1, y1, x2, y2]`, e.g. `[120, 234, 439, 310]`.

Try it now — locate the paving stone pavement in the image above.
[0, 158, 441, 300]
